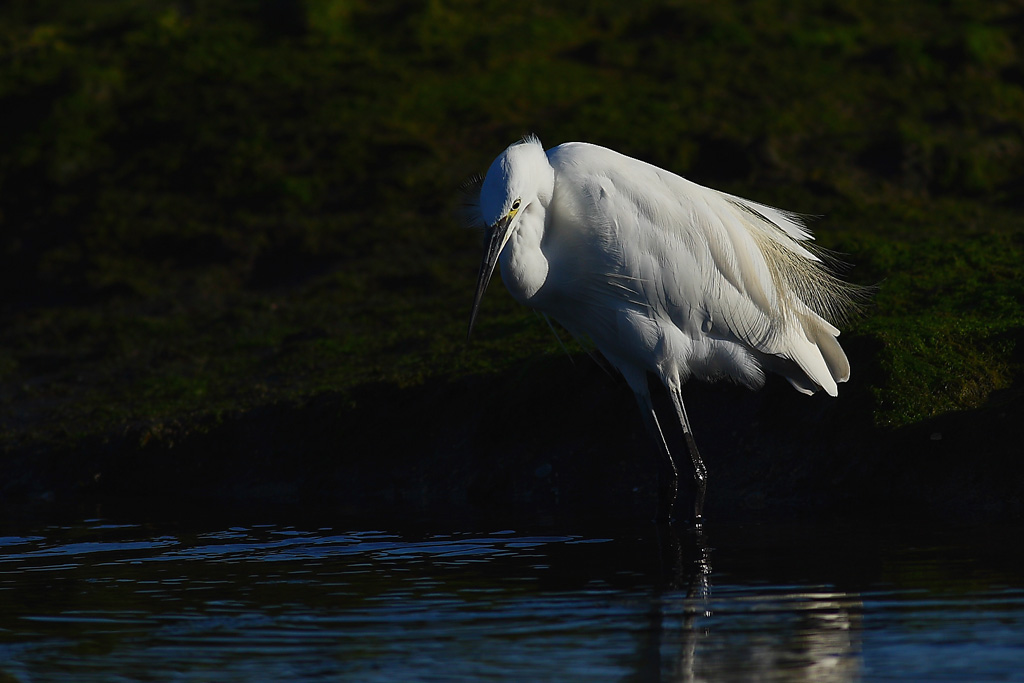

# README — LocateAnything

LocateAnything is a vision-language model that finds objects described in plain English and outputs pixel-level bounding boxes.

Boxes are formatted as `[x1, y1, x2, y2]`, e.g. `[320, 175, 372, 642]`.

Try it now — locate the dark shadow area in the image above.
[4, 347, 1020, 527]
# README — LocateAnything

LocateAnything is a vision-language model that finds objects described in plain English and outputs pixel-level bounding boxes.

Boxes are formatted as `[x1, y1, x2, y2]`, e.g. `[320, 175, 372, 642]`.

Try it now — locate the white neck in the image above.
[499, 202, 549, 304]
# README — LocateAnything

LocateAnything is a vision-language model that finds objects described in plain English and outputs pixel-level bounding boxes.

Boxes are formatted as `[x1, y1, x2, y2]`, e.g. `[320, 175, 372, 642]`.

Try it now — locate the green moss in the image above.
[1, 0, 1023, 454]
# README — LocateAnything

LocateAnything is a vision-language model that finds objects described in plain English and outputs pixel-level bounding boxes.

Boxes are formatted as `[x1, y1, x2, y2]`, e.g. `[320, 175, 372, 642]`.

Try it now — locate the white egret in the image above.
[467, 136, 859, 524]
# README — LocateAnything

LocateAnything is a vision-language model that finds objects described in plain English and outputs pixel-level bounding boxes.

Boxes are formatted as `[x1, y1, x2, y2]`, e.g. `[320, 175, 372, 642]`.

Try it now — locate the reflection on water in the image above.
[0, 518, 1022, 681]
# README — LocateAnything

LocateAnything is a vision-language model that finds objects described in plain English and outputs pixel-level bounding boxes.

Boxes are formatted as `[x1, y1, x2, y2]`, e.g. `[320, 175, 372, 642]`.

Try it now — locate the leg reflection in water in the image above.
[638, 523, 863, 682]
[666, 523, 712, 683]
[632, 522, 712, 682]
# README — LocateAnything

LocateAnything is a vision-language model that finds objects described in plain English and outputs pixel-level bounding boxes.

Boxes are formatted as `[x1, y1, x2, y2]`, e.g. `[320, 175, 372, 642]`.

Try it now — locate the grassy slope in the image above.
[1, 0, 1022, 463]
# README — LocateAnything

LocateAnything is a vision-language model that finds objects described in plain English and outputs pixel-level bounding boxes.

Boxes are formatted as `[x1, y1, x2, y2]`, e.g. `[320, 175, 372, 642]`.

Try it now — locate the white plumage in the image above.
[468, 136, 858, 523]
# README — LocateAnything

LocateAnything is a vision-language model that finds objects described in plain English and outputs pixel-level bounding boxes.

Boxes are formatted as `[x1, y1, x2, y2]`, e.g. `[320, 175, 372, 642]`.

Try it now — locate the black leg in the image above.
[635, 390, 679, 522]
[668, 385, 707, 525]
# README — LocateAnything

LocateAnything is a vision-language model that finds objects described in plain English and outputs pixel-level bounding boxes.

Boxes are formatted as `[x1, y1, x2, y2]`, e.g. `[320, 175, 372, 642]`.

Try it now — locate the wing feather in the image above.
[546, 142, 856, 395]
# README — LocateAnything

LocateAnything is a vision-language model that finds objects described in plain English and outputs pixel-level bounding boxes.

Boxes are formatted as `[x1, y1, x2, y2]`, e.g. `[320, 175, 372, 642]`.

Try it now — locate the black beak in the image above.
[467, 213, 514, 341]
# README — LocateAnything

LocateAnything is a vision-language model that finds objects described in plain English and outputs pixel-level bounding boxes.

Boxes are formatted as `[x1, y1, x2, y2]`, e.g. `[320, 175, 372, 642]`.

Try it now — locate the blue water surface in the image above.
[1, 517, 1022, 681]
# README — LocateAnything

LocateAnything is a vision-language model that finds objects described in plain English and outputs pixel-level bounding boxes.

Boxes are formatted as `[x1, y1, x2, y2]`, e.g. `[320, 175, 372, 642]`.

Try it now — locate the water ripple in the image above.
[0, 519, 1022, 681]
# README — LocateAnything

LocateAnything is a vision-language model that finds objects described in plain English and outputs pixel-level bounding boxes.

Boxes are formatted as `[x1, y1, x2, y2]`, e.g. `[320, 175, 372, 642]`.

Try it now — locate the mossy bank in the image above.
[2, 1, 1022, 522]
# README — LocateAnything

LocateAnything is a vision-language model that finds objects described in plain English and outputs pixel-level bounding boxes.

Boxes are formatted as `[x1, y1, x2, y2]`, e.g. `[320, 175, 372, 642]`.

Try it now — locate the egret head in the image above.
[468, 136, 552, 340]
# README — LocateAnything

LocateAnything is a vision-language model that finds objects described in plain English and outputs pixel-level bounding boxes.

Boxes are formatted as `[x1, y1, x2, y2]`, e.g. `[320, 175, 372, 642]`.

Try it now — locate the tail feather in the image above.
[815, 326, 850, 385]
[790, 316, 849, 396]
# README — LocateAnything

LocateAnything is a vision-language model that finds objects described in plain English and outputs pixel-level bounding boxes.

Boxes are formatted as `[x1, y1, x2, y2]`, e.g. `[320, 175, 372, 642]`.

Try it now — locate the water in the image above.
[1, 517, 1023, 681]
